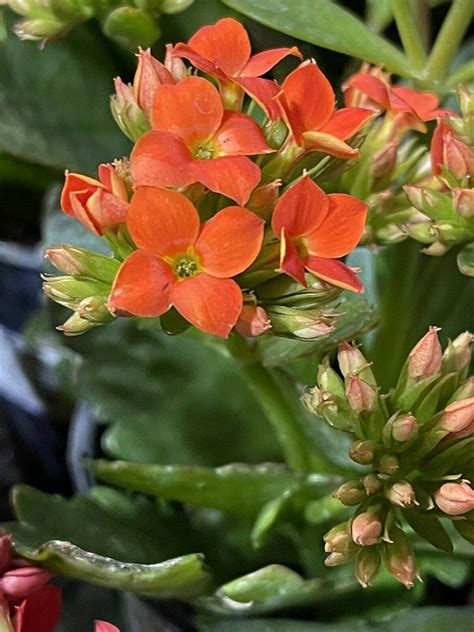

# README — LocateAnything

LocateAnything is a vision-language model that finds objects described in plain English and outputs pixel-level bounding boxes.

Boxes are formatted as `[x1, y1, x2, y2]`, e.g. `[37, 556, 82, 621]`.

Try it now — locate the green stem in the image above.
[226, 335, 313, 472]
[391, 0, 428, 70]
[445, 59, 474, 89]
[424, 0, 473, 83]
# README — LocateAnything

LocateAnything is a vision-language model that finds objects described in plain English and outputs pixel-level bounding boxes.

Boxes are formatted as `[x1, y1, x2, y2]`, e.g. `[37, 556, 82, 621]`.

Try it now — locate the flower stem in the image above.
[424, 0, 473, 84]
[226, 334, 313, 472]
[445, 60, 474, 89]
[391, 0, 428, 70]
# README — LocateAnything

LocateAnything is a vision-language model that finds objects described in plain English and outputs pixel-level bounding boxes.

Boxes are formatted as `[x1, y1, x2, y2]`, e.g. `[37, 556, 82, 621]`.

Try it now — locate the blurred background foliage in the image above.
[0, 0, 473, 630]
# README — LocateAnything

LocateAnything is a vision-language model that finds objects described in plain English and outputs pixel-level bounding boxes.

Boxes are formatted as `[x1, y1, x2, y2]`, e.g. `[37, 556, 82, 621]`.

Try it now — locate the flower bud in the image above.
[363, 474, 382, 495]
[371, 141, 397, 179]
[235, 306, 271, 337]
[377, 454, 399, 475]
[57, 312, 99, 336]
[323, 523, 354, 553]
[247, 181, 281, 218]
[76, 296, 113, 324]
[133, 48, 174, 120]
[111, 78, 150, 142]
[443, 134, 474, 180]
[440, 397, 474, 432]
[333, 481, 367, 506]
[164, 44, 188, 81]
[435, 481, 474, 516]
[443, 332, 473, 376]
[458, 85, 474, 119]
[450, 377, 474, 402]
[324, 551, 354, 567]
[386, 481, 416, 508]
[407, 327, 442, 381]
[42, 276, 107, 308]
[337, 342, 376, 385]
[452, 188, 474, 218]
[391, 414, 418, 443]
[318, 365, 345, 399]
[46, 246, 120, 282]
[0, 535, 12, 575]
[350, 440, 375, 465]
[0, 567, 54, 598]
[346, 376, 378, 413]
[355, 547, 381, 587]
[102, 7, 161, 51]
[383, 526, 417, 588]
[266, 305, 334, 340]
[351, 511, 383, 546]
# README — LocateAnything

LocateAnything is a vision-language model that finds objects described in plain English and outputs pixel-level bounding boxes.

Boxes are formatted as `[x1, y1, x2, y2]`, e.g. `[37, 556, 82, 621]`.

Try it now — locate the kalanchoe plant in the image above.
[303, 328, 474, 588]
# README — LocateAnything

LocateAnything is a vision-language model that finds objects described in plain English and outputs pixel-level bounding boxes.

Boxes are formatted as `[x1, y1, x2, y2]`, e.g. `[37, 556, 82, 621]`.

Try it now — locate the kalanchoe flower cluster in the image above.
[44, 18, 374, 339]
[303, 328, 474, 588]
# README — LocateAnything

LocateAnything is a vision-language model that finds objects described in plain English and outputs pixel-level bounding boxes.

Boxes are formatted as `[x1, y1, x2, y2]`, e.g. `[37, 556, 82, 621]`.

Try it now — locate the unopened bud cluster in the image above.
[303, 327, 474, 588]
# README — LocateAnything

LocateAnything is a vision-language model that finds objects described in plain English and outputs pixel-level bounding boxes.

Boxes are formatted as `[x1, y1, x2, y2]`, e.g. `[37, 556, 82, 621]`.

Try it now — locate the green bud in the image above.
[102, 7, 161, 50]
[42, 275, 108, 308]
[377, 454, 399, 475]
[442, 332, 473, 376]
[255, 273, 341, 306]
[76, 296, 113, 324]
[111, 78, 150, 142]
[333, 481, 367, 506]
[382, 526, 418, 588]
[355, 547, 381, 587]
[350, 440, 375, 465]
[267, 305, 336, 340]
[57, 312, 98, 336]
[363, 473, 382, 495]
[46, 246, 120, 282]
[318, 364, 346, 399]
[323, 522, 355, 553]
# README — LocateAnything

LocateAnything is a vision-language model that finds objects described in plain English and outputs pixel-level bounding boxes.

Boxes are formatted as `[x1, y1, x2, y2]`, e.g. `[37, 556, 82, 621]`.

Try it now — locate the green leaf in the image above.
[91, 460, 301, 515]
[404, 510, 453, 553]
[457, 241, 474, 277]
[199, 565, 319, 616]
[14, 541, 210, 599]
[0, 10, 130, 173]
[417, 552, 471, 589]
[257, 297, 378, 368]
[220, 0, 413, 77]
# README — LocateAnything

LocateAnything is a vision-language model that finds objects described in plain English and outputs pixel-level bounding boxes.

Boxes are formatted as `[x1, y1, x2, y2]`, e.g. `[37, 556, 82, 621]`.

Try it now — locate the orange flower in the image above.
[108, 187, 264, 337]
[172, 17, 301, 120]
[277, 62, 373, 159]
[131, 76, 272, 206]
[61, 164, 129, 236]
[271, 177, 367, 292]
[431, 119, 474, 179]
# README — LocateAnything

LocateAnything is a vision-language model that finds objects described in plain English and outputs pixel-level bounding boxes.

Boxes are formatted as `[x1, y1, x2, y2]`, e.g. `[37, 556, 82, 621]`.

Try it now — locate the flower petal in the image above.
[302, 131, 360, 159]
[343, 74, 391, 110]
[431, 119, 449, 175]
[272, 176, 329, 239]
[187, 18, 251, 77]
[81, 189, 128, 234]
[236, 76, 281, 121]
[108, 250, 172, 317]
[152, 76, 223, 145]
[172, 43, 228, 79]
[279, 63, 335, 143]
[191, 156, 260, 205]
[127, 187, 200, 255]
[15, 585, 62, 632]
[304, 193, 367, 258]
[215, 111, 274, 156]
[171, 273, 242, 337]
[305, 256, 363, 292]
[196, 206, 264, 277]
[279, 228, 307, 286]
[241, 47, 302, 77]
[391, 86, 452, 121]
[131, 130, 194, 189]
[61, 172, 103, 216]
[320, 107, 373, 140]
[98, 163, 128, 200]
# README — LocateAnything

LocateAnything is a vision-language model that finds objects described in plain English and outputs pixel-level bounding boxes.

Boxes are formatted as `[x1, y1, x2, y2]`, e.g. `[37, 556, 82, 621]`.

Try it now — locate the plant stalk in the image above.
[391, 0, 428, 70]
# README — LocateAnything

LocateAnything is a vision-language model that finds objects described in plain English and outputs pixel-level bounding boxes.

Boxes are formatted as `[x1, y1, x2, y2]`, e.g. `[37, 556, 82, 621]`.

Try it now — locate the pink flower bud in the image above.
[346, 376, 378, 413]
[371, 141, 398, 178]
[247, 180, 281, 217]
[384, 528, 418, 588]
[133, 48, 174, 120]
[350, 440, 375, 465]
[333, 481, 367, 506]
[96, 622, 120, 632]
[323, 523, 353, 553]
[351, 512, 383, 546]
[440, 397, 474, 433]
[435, 481, 474, 516]
[408, 327, 442, 381]
[235, 306, 271, 337]
[431, 119, 474, 179]
[337, 342, 374, 383]
[0, 567, 54, 599]
[452, 188, 474, 218]
[386, 481, 416, 507]
[165, 44, 188, 81]
[391, 414, 418, 442]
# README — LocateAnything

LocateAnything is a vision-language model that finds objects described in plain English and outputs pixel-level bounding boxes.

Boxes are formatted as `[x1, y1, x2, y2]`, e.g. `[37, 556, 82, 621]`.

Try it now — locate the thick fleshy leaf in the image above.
[15, 585, 62, 632]
[457, 242, 474, 277]
[108, 251, 172, 318]
[191, 156, 260, 205]
[320, 107, 373, 140]
[91, 461, 297, 515]
[235, 76, 281, 121]
[272, 176, 329, 239]
[279, 231, 306, 286]
[171, 274, 242, 337]
[187, 17, 251, 77]
[304, 194, 368, 258]
[127, 187, 200, 256]
[215, 112, 273, 156]
[278, 63, 335, 143]
[305, 256, 363, 292]
[242, 47, 302, 77]
[130, 130, 193, 189]
[196, 206, 264, 278]
[152, 76, 223, 144]
[221, 0, 413, 78]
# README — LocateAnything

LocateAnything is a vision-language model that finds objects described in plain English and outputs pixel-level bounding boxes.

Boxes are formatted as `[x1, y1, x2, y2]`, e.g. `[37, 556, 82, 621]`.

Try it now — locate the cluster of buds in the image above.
[403, 87, 474, 276]
[3, 0, 193, 48]
[303, 328, 474, 588]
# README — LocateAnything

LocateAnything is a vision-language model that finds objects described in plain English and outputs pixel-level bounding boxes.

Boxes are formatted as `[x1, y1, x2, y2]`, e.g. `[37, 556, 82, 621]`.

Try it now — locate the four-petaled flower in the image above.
[61, 164, 129, 236]
[131, 76, 273, 206]
[172, 17, 301, 120]
[108, 187, 264, 337]
[271, 177, 367, 292]
[277, 62, 373, 159]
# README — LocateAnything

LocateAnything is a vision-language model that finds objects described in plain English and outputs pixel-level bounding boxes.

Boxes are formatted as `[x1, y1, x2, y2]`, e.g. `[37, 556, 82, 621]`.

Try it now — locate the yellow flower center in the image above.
[193, 143, 215, 160]
[172, 252, 201, 279]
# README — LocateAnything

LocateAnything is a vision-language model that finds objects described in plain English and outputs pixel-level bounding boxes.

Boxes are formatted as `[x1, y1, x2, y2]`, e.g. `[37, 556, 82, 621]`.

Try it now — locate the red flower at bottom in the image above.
[108, 187, 264, 337]
[271, 177, 367, 292]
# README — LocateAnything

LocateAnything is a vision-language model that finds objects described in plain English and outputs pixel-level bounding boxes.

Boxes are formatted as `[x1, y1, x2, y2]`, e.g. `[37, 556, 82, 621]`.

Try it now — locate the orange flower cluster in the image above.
[56, 18, 377, 338]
